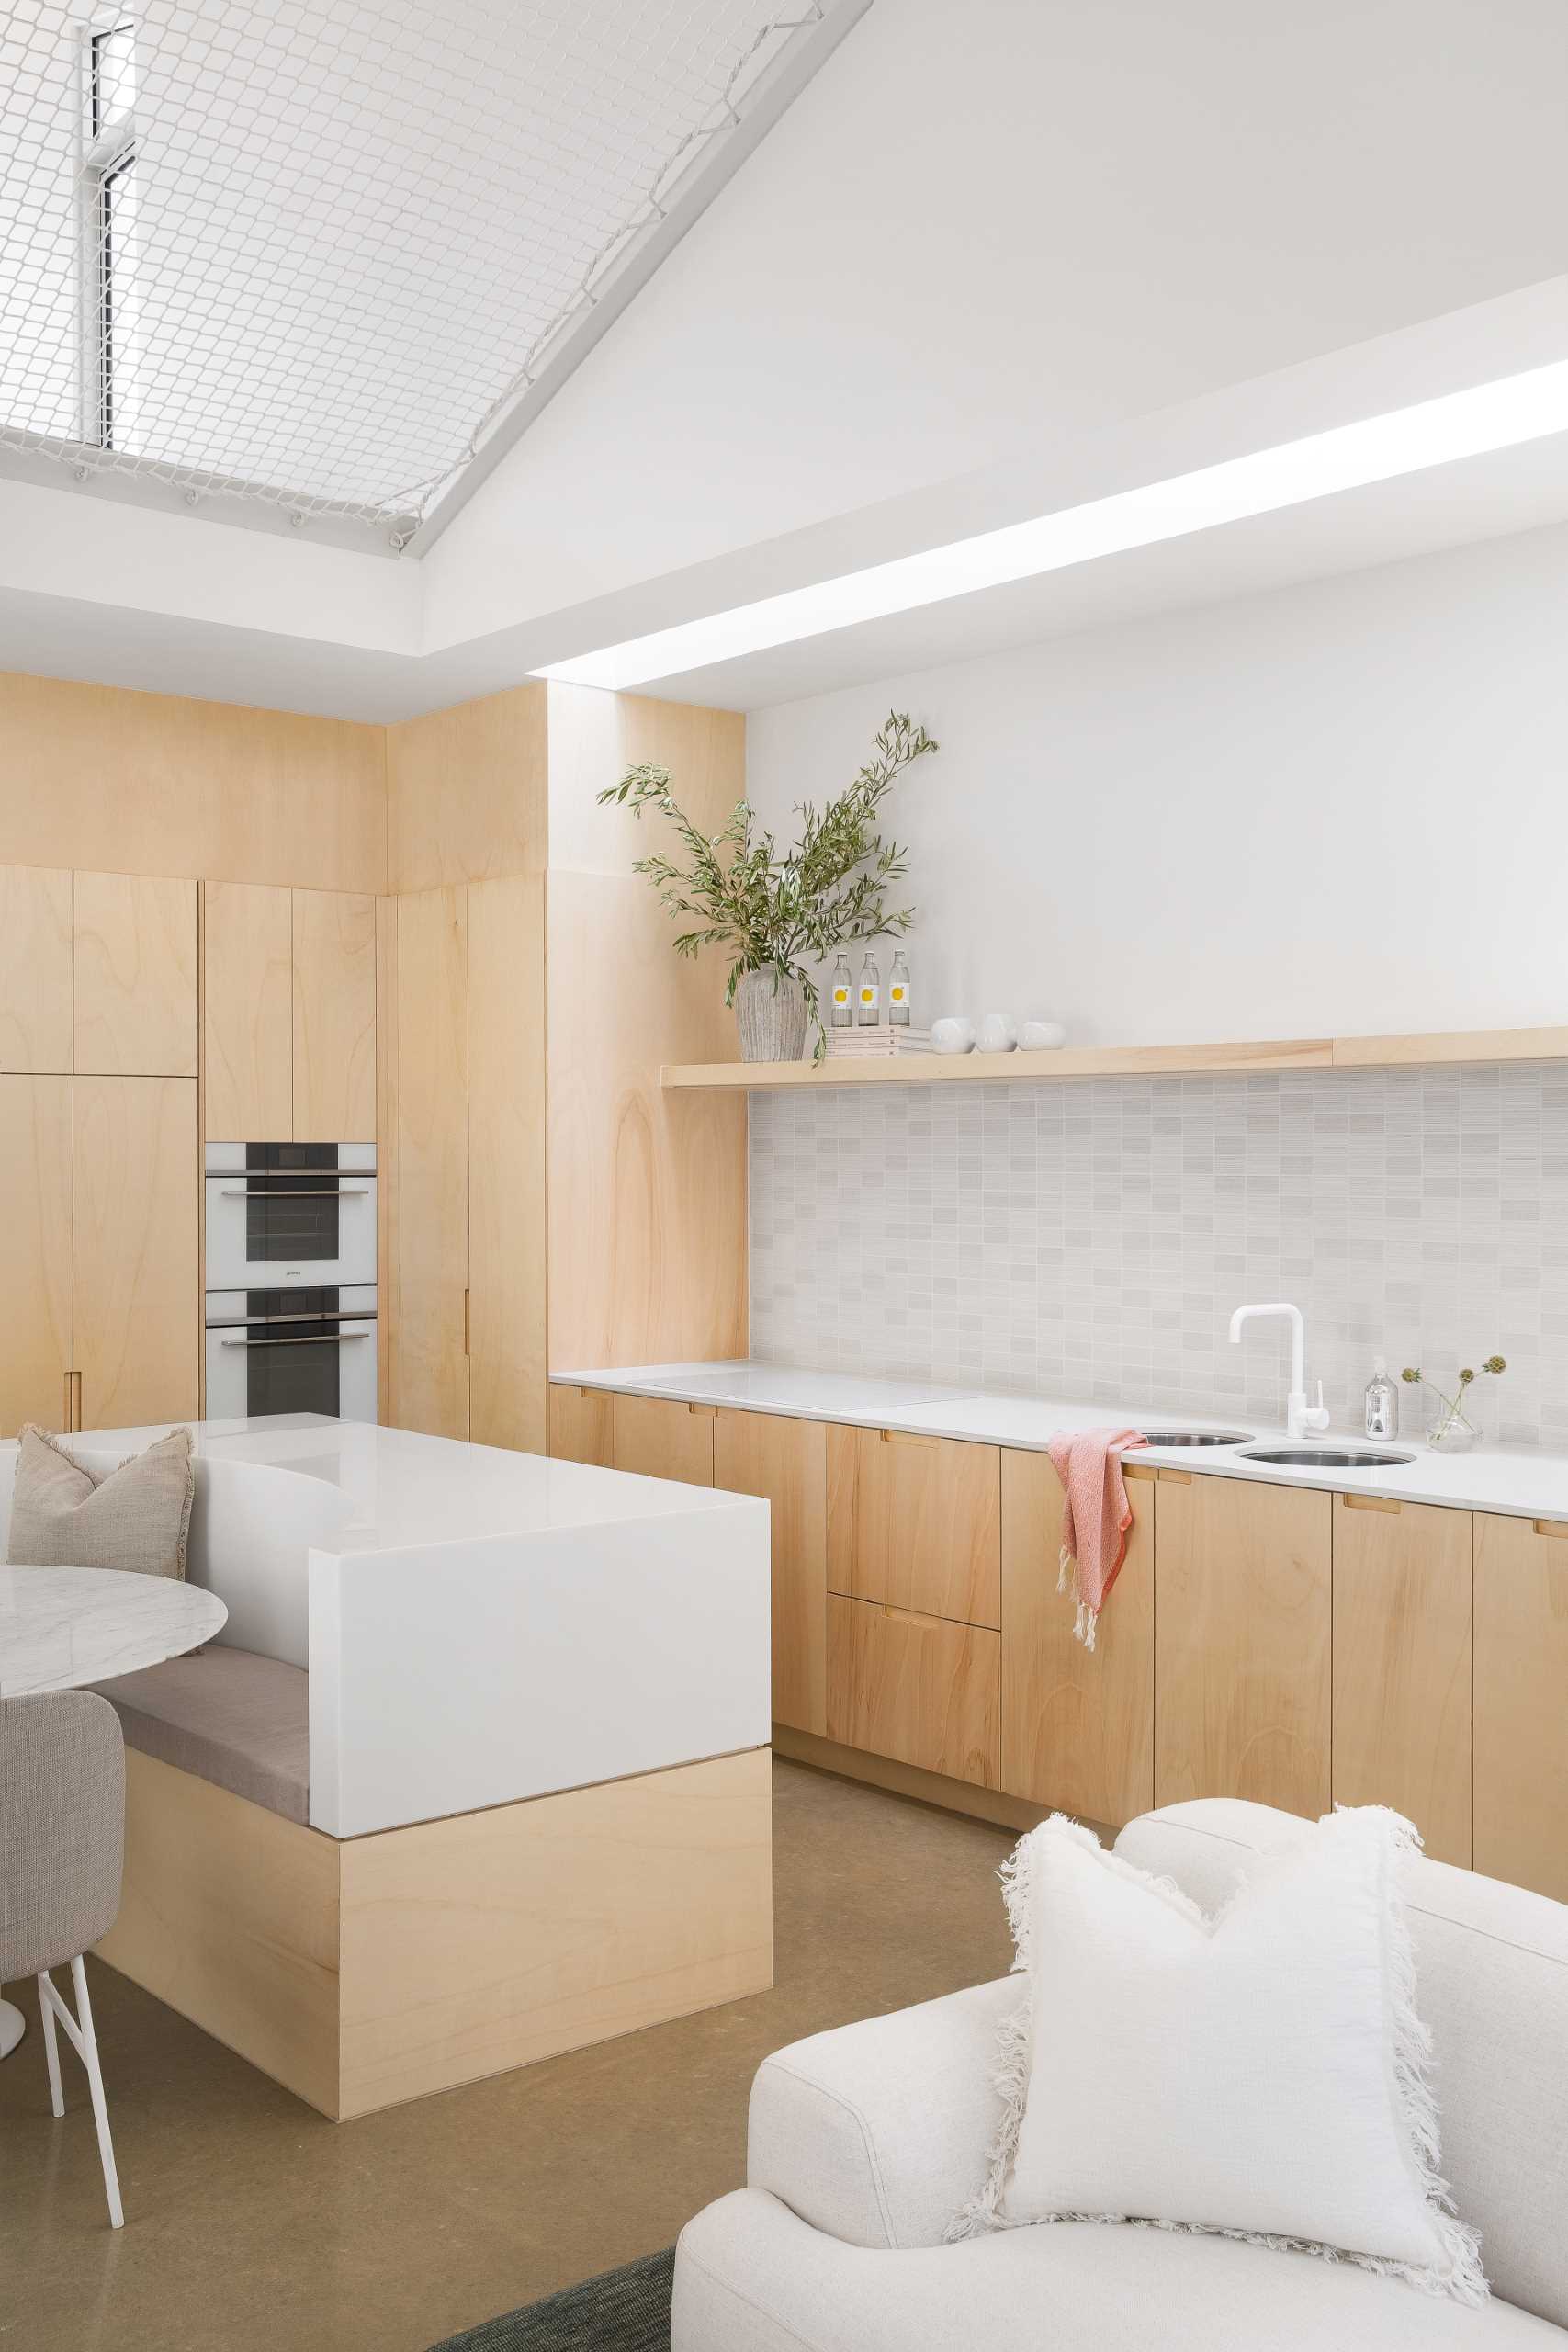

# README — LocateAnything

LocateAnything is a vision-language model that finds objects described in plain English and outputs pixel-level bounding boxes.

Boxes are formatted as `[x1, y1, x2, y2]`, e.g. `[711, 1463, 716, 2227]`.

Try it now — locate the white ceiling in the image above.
[1, 0, 1566, 718]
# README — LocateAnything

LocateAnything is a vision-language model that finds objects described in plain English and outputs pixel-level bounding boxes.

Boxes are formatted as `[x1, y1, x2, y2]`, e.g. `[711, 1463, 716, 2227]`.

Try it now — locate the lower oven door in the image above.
[205, 1295, 378, 1423]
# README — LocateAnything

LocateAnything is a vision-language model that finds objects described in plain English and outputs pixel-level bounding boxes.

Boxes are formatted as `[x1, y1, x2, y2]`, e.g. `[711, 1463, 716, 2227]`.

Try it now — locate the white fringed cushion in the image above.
[964, 1810, 1487, 2305]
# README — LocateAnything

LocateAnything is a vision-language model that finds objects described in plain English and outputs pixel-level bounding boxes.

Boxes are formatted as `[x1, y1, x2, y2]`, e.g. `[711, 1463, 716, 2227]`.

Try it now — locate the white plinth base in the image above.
[0, 1997, 25, 2056]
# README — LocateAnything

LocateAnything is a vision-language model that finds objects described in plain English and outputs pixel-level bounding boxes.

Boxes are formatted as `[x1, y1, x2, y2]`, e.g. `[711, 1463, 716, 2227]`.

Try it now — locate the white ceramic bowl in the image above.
[1020, 1019, 1066, 1050]
[976, 1013, 1018, 1054]
[931, 1016, 976, 1055]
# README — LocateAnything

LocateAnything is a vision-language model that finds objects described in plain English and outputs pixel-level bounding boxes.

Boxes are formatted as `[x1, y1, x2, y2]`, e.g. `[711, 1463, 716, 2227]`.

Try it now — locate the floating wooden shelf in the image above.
[661, 1026, 1568, 1092]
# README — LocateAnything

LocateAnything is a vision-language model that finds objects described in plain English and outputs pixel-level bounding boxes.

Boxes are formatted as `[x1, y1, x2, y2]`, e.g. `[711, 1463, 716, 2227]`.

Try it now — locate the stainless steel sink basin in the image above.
[1137, 1430, 1252, 1447]
[1239, 1447, 1414, 1469]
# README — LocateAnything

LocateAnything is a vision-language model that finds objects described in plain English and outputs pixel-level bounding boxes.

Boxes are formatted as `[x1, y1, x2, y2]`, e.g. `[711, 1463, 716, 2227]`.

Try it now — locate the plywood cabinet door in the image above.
[467, 874, 547, 1453]
[611, 1395, 714, 1485]
[73, 1077, 198, 1430]
[715, 1408, 829, 1736]
[293, 888, 377, 1144]
[0, 865, 73, 1074]
[547, 1383, 615, 1468]
[827, 1425, 1001, 1626]
[1154, 1471, 1331, 1818]
[74, 871, 198, 1077]
[390, 887, 469, 1441]
[204, 881, 293, 1139]
[827, 1594, 1000, 1787]
[1332, 1493, 1472, 1866]
[0, 1076, 73, 1436]
[1001, 1452, 1154, 1826]
[1474, 1511, 1568, 1901]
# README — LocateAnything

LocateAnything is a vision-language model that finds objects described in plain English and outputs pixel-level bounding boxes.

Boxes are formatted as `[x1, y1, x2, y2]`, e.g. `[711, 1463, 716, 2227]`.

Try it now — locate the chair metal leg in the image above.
[37, 1971, 64, 2117]
[38, 1957, 124, 2229]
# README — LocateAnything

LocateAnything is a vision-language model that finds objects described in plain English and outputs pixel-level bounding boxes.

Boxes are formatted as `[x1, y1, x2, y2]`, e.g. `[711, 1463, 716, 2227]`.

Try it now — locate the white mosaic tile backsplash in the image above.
[749, 1062, 1568, 1449]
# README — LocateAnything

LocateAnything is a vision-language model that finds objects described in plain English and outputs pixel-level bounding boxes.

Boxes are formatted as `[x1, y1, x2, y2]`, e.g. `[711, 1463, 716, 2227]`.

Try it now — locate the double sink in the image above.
[1136, 1429, 1413, 1470]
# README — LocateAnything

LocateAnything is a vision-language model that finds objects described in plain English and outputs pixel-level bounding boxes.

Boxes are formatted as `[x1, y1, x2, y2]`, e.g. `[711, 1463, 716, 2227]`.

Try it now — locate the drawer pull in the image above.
[1343, 1492, 1400, 1514]
[1156, 1466, 1192, 1485]
[880, 1602, 942, 1629]
[879, 1429, 937, 1447]
[687, 1402, 715, 1419]
[1532, 1519, 1568, 1540]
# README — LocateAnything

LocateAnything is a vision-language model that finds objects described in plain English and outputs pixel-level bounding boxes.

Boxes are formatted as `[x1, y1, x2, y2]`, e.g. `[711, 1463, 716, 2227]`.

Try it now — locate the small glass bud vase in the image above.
[1426, 1405, 1479, 1454]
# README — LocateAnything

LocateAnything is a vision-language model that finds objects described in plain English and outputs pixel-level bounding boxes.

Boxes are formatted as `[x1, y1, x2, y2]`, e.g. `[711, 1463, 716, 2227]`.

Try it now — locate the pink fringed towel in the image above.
[1046, 1428, 1148, 1650]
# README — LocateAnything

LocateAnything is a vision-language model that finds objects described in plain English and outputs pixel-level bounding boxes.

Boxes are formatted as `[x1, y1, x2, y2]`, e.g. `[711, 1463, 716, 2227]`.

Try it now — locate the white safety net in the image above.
[0, 1, 826, 533]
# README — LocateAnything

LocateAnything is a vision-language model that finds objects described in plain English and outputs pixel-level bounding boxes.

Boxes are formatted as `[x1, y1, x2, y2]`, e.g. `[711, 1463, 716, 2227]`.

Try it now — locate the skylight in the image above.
[0, 0, 835, 537]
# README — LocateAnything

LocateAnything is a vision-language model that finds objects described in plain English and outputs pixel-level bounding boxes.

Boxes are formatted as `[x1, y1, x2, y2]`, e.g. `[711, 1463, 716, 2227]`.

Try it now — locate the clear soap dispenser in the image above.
[1364, 1355, 1398, 1441]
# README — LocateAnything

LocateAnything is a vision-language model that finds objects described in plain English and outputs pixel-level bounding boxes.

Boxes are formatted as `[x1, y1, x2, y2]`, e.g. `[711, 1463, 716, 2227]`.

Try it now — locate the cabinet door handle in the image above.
[71, 1371, 82, 1431]
[463, 1288, 470, 1356]
[880, 1602, 942, 1629]
[1532, 1519, 1568, 1540]
[62, 1373, 73, 1433]
[879, 1428, 937, 1447]
[1343, 1492, 1401, 1514]
[1156, 1465, 1192, 1485]
[686, 1403, 715, 1419]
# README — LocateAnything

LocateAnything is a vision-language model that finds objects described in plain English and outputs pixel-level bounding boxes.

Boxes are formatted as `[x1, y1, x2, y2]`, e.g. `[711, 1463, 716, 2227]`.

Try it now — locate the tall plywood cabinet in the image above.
[0, 861, 198, 1437]
[203, 882, 377, 1142]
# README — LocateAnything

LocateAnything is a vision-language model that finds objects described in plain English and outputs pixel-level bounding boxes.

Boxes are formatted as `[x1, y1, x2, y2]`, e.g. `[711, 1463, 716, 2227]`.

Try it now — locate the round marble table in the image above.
[1, 1566, 227, 2058]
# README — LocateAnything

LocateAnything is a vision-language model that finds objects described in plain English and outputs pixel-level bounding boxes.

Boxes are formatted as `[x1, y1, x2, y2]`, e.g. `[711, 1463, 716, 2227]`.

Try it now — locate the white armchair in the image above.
[673, 1800, 1568, 2352]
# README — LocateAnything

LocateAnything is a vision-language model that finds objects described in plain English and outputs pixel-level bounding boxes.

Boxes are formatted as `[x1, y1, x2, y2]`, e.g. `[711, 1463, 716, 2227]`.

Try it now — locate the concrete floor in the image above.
[0, 1760, 1017, 2352]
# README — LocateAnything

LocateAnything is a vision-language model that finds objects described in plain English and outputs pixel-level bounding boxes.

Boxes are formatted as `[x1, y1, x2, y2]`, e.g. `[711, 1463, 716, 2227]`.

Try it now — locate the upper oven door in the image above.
[205, 1142, 377, 1289]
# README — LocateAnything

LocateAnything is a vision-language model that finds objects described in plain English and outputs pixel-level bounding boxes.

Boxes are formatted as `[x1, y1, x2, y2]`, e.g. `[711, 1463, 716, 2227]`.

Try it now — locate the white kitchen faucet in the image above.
[1228, 1301, 1333, 1441]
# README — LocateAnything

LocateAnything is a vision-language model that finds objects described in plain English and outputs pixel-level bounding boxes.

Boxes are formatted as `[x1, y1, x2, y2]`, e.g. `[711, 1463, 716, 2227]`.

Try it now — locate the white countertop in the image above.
[552, 1360, 1568, 1522]
[5, 1415, 753, 1556]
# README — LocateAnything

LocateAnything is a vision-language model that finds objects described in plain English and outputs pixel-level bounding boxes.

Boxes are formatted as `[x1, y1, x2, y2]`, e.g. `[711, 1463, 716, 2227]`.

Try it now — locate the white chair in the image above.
[0, 1690, 127, 2229]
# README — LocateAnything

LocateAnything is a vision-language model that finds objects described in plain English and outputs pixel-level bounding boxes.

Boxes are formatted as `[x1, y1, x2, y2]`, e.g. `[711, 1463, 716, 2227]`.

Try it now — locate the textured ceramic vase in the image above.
[735, 967, 808, 1063]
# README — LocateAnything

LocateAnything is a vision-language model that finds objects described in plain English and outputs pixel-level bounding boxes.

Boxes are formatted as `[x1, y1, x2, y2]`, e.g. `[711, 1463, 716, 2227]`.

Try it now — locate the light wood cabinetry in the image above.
[73, 870, 198, 1078]
[467, 875, 547, 1453]
[715, 1408, 829, 1736]
[1154, 1470, 1332, 1817]
[548, 1383, 615, 1468]
[0, 1076, 73, 1436]
[1474, 1511, 1568, 1902]
[827, 1425, 1001, 1626]
[1001, 1453, 1154, 1826]
[203, 881, 294, 1139]
[1333, 1493, 1472, 1866]
[0, 865, 73, 1074]
[293, 889, 377, 1143]
[610, 1396, 715, 1485]
[73, 1077, 198, 1430]
[389, 887, 469, 1441]
[827, 1594, 999, 1787]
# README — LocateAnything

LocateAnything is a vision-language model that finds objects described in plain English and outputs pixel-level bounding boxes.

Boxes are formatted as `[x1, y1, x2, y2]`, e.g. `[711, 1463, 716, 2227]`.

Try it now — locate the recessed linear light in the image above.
[536, 359, 1568, 690]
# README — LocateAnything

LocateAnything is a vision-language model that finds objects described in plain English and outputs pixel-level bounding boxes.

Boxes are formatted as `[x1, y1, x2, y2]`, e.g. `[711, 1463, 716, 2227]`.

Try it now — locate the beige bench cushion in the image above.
[92, 1646, 309, 1826]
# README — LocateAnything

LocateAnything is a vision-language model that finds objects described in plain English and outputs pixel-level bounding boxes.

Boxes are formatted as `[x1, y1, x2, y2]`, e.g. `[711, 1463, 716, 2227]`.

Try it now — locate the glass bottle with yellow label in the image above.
[829, 953, 852, 1028]
[857, 951, 881, 1026]
[888, 950, 911, 1026]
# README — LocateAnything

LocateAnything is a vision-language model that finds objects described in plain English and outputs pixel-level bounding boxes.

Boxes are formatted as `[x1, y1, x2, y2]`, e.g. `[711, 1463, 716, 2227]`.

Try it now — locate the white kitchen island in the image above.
[0, 1416, 773, 2120]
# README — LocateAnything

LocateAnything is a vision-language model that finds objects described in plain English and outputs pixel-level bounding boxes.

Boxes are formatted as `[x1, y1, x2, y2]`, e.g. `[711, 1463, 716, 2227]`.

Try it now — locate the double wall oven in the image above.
[204, 1143, 377, 1422]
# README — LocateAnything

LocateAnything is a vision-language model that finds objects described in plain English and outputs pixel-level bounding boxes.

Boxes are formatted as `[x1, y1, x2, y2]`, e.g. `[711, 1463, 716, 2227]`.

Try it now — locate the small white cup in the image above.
[931, 1016, 976, 1056]
[977, 1013, 1018, 1054]
[1020, 1019, 1066, 1050]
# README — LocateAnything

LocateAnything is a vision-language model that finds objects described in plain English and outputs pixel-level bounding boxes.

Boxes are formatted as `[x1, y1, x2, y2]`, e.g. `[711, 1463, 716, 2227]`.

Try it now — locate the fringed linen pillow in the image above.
[957, 1808, 1486, 2305]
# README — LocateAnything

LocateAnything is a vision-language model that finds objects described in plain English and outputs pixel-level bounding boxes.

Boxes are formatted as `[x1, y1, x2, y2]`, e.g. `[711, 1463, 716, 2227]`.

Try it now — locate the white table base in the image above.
[0, 1997, 24, 2057]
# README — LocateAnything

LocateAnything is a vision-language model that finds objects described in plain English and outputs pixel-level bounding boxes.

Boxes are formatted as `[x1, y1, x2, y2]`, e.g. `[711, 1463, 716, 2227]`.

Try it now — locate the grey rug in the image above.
[429, 2248, 675, 2351]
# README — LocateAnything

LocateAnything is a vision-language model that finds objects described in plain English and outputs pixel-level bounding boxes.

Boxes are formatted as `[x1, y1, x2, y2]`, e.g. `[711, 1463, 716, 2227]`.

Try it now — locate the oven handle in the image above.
[216, 1185, 373, 1197]
[220, 1333, 372, 1349]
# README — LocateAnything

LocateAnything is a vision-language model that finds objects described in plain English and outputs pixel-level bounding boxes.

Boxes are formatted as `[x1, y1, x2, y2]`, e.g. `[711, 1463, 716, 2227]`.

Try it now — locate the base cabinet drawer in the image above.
[547, 1386, 714, 1485]
[827, 1594, 999, 1788]
[827, 1424, 1001, 1626]
[1474, 1511, 1568, 1901]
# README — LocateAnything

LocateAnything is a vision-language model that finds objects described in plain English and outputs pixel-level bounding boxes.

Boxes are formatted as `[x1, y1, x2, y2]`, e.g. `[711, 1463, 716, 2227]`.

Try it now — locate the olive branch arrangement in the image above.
[1402, 1354, 1506, 1444]
[597, 711, 938, 1057]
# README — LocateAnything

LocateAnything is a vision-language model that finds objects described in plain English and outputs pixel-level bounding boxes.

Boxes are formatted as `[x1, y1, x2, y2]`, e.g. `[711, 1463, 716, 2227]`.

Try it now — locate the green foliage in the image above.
[597, 711, 937, 1055]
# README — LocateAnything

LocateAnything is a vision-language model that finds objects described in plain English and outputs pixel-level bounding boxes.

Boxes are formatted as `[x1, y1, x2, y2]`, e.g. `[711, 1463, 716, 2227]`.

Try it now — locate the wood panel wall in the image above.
[0, 672, 386, 890]
[545, 683, 748, 1372]
[385, 684, 547, 891]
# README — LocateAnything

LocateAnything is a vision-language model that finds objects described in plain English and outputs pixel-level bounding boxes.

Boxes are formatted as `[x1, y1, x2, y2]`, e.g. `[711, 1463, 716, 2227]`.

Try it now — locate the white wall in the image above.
[745, 522, 1568, 1044]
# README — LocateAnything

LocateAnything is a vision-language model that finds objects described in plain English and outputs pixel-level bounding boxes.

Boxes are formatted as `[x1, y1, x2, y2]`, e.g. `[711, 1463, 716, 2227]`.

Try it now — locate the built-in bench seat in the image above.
[92, 1647, 310, 1827]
